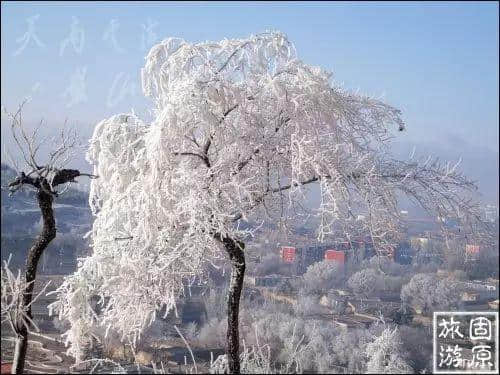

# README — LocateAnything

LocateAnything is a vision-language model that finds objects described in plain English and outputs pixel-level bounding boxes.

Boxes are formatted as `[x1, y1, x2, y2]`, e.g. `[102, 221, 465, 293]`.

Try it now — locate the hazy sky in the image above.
[1, 1, 498, 201]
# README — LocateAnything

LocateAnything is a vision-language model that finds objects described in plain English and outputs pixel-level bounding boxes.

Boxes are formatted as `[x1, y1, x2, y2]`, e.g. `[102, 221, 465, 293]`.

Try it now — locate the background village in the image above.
[1, 163, 498, 372]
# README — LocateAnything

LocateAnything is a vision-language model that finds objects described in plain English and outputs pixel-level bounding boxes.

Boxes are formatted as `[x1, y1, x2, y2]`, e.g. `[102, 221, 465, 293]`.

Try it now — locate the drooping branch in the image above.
[231, 157, 480, 225]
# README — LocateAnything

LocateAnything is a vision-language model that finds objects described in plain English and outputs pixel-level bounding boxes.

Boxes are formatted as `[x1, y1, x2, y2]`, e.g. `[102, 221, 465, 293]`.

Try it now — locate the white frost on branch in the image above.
[365, 327, 413, 374]
[1, 255, 51, 336]
[50, 31, 482, 361]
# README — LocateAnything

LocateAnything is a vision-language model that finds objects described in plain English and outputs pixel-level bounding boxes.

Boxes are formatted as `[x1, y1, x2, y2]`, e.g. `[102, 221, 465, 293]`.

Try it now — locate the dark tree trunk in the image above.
[221, 236, 246, 374]
[12, 184, 56, 374]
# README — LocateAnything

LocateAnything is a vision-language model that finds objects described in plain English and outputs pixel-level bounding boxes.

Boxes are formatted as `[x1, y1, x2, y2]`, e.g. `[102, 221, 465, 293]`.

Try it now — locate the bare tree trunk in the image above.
[12, 185, 55, 374]
[221, 236, 245, 374]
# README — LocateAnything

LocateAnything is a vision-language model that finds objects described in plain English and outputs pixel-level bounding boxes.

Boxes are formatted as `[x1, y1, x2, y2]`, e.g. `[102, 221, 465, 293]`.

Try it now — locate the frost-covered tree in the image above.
[300, 260, 344, 295]
[1, 101, 96, 374]
[352, 256, 410, 295]
[400, 273, 461, 315]
[51, 31, 483, 373]
[399, 325, 433, 373]
[293, 294, 323, 317]
[348, 268, 380, 299]
[365, 327, 413, 374]
[1, 257, 52, 374]
[330, 326, 380, 373]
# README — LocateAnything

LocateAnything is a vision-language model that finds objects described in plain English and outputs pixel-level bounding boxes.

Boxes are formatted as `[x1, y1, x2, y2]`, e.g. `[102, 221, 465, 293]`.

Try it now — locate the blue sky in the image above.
[1, 1, 498, 201]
